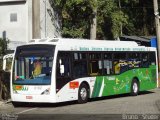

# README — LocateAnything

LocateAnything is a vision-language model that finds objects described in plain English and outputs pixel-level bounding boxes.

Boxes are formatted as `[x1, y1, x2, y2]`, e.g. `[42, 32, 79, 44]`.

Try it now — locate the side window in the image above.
[142, 53, 149, 68]
[89, 53, 102, 76]
[103, 53, 113, 75]
[149, 52, 156, 65]
[73, 53, 88, 78]
[128, 53, 141, 69]
[113, 53, 128, 74]
[56, 52, 71, 77]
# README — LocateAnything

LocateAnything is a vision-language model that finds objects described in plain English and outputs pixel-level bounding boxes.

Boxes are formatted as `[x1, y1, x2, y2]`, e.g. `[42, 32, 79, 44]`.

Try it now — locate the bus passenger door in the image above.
[56, 52, 73, 102]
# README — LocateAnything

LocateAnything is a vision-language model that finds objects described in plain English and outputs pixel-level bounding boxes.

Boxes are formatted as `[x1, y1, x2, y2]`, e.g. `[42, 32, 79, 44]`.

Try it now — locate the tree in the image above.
[0, 38, 9, 70]
[0, 38, 8, 56]
[120, 0, 155, 36]
[90, 0, 97, 40]
[96, 0, 129, 39]
[51, 0, 157, 39]
[52, 0, 129, 39]
[51, 0, 92, 38]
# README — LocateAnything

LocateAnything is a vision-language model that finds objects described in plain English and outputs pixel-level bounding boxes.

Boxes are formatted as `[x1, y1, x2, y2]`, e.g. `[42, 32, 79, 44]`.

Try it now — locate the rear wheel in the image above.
[78, 83, 89, 104]
[131, 79, 139, 96]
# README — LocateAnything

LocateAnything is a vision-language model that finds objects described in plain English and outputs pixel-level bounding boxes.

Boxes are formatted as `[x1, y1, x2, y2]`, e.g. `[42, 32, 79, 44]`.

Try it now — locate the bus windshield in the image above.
[13, 45, 55, 85]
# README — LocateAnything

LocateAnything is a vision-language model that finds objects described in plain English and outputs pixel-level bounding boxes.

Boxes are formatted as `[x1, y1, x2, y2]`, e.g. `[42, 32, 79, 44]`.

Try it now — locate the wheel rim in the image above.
[133, 82, 138, 93]
[80, 88, 87, 100]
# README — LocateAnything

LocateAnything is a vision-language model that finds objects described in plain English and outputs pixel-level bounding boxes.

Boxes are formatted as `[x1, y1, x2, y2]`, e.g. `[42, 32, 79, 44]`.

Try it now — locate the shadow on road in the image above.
[89, 90, 155, 102]
[13, 91, 155, 108]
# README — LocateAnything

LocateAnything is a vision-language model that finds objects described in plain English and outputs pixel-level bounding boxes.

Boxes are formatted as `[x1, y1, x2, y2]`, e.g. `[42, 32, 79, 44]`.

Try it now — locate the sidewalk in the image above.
[0, 100, 4, 106]
[0, 99, 11, 107]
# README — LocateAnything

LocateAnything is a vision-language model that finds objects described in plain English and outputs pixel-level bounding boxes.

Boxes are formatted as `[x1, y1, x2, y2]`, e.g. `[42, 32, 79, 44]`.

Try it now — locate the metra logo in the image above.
[14, 85, 28, 91]
[22, 86, 28, 91]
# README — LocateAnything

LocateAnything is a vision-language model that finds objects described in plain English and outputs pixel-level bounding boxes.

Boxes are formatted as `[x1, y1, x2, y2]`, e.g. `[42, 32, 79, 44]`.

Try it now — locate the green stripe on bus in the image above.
[91, 77, 103, 98]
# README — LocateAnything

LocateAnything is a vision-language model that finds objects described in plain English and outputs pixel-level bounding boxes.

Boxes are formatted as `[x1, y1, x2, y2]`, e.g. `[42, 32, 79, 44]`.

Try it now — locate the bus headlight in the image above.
[41, 88, 50, 95]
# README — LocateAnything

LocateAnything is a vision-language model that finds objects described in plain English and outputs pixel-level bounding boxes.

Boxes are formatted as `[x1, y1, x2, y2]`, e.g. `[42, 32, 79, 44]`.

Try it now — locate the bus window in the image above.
[113, 53, 128, 74]
[128, 53, 141, 69]
[57, 52, 71, 77]
[89, 53, 102, 76]
[103, 53, 113, 75]
[73, 53, 88, 78]
[142, 53, 149, 68]
[74, 53, 86, 60]
[149, 52, 156, 65]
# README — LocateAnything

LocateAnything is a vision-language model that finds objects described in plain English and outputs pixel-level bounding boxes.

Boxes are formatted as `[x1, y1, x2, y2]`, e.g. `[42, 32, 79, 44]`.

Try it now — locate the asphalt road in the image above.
[0, 88, 160, 120]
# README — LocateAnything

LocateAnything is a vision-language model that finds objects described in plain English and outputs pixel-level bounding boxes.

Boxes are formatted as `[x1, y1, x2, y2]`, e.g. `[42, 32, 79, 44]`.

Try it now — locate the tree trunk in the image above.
[119, 0, 122, 36]
[90, 1, 97, 40]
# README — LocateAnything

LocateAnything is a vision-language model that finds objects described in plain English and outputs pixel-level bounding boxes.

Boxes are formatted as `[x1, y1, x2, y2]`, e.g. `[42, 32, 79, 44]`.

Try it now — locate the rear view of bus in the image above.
[11, 44, 56, 104]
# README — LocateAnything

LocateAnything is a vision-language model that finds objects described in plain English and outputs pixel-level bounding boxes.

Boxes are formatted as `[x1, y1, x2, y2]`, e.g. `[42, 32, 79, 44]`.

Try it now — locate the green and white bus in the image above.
[11, 38, 158, 104]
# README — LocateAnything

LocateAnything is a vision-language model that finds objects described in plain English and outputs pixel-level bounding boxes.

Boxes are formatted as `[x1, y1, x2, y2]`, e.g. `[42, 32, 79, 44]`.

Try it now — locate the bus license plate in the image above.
[26, 96, 33, 99]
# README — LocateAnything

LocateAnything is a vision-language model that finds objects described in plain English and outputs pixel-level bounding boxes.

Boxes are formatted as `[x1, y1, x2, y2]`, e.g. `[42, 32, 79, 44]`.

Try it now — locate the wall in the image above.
[0, 0, 61, 51]
[40, 0, 61, 38]
[0, 0, 30, 50]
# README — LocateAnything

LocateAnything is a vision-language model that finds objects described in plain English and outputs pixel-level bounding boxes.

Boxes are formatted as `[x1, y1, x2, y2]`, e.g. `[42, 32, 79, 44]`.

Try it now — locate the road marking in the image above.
[16, 108, 37, 114]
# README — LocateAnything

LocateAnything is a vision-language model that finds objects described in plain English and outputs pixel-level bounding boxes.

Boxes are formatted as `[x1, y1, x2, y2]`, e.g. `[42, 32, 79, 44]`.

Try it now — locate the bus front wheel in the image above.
[131, 79, 139, 96]
[78, 83, 89, 104]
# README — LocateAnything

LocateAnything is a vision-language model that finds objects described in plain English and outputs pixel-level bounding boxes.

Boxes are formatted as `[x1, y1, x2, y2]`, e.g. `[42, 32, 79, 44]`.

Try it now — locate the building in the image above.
[0, 0, 61, 51]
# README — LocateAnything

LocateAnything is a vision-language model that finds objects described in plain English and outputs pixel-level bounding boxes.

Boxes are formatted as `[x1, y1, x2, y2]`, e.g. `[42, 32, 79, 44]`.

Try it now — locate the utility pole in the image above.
[153, 0, 160, 87]
[32, 0, 41, 39]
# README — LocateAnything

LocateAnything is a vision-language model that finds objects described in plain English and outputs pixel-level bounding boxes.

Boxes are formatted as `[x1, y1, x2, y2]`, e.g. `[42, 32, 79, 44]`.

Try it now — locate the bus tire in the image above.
[130, 79, 139, 96]
[78, 83, 89, 104]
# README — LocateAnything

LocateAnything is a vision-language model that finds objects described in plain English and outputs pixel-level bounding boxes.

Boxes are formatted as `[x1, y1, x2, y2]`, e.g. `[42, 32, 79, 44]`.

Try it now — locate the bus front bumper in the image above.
[11, 94, 56, 103]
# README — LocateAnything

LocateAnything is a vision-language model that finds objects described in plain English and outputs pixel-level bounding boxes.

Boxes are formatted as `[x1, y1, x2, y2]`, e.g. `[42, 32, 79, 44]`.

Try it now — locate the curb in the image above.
[0, 101, 4, 106]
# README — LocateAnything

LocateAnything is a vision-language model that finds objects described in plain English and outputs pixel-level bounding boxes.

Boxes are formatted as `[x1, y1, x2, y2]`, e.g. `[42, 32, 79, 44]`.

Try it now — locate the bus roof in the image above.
[28, 38, 138, 46]
[27, 38, 156, 52]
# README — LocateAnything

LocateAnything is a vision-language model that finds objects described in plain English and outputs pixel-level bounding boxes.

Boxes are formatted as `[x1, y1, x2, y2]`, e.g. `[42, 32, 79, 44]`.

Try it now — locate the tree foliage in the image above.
[0, 38, 9, 70]
[120, 0, 155, 36]
[52, 0, 93, 38]
[97, 0, 129, 39]
[51, 0, 156, 39]
[0, 38, 8, 56]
